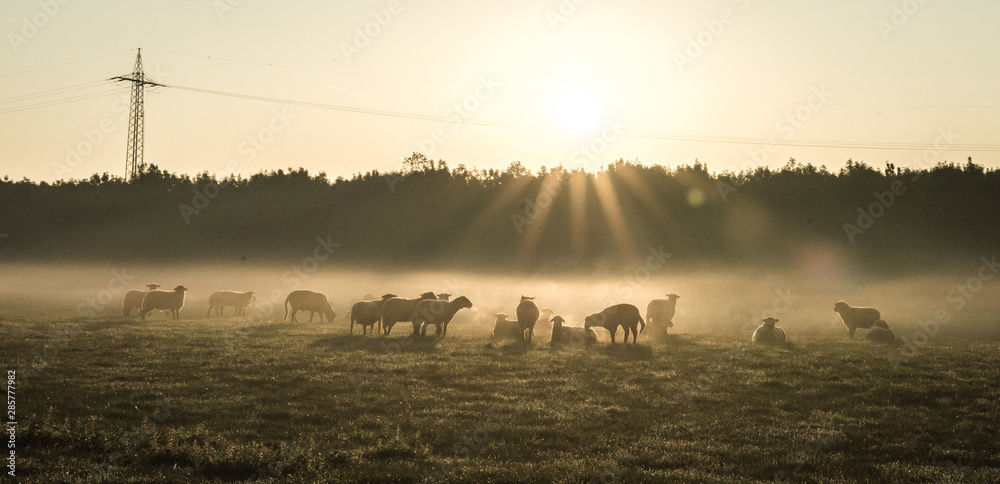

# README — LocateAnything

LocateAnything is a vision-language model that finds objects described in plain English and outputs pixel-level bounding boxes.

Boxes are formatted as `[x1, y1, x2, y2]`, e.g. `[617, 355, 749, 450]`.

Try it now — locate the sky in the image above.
[2, 0, 999, 182]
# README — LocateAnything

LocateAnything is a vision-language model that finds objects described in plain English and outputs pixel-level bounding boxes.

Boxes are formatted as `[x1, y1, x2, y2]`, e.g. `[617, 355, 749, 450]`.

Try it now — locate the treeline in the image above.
[1, 153, 997, 275]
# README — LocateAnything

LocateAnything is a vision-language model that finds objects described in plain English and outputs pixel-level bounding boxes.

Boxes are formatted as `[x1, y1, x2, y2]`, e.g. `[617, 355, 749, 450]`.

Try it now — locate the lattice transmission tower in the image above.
[111, 48, 163, 182]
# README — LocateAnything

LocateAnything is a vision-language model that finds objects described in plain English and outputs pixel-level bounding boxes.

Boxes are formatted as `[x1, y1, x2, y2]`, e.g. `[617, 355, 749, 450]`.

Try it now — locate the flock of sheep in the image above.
[121, 284, 900, 346]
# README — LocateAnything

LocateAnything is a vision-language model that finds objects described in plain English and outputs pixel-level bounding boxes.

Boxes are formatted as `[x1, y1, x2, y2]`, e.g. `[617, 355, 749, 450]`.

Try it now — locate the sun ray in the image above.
[592, 172, 637, 260]
[514, 171, 566, 267]
[567, 170, 588, 260]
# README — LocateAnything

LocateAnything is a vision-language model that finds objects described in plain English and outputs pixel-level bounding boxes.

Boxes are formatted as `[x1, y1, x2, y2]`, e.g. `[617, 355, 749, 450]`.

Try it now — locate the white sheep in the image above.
[866, 319, 901, 346]
[491, 313, 522, 340]
[381, 291, 437, 335]
[550, 315, 597, 348]
[122, 284, 160, 316]
[206, 290, 257, 317]
[834, 301, 882, 338]
[516, 295, 541, 341]
[140, 285, 188, 320]
[645, 293, 680, 338]
[350, 293, 397, 335]
[751, 317, 786, 344]
[415, 296, 474, 337]
[284, 290, 337, 323]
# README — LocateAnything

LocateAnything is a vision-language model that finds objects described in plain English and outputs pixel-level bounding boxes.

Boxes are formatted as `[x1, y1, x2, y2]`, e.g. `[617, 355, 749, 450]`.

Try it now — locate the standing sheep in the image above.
[415, 296, 474, 337]
[516, 296, 541, 342]
[751, 317, 786, 344]
[550, 315, 598, 348]
[381, 291, 437, 335]
[206, 290, 257, 317]
[123, 284, 160, 316]
[491, 313, 522, 340]
[350, 293, 397, 335]
[834, 301, 882, 338]
[284, 290, 337, 323]
[646, 294, 680, 338]
[866, 320, 901, 346]
[584, 303, 645, 344]
[140, 285, 188, 320]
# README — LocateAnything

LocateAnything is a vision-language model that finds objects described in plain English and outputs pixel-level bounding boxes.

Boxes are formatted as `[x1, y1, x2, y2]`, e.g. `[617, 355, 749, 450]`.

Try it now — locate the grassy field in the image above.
[3, 312, 1000, 483]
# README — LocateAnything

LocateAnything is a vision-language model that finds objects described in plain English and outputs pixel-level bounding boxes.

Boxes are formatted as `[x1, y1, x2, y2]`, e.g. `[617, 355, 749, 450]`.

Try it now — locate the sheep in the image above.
[516, 295, 541, 341]
[415, 296, 474, 337]
[491, 313, 522, 340]
[866, 319, 901, 346]
[140, 285, 187, 320]
[550, 315, 598, 348]
[206, 290, 257, 317]
[350, 293, 397, 335]
[122, 284, 160, 316]
[751, 317, 786, 344]
[437, 293, 451, 300]
[645, 294, 680, 337]
[834, 301, 882, 338]
[584, 303, 645, 344]
[381, 291, 437, 335]
[284, 290, 337, 323]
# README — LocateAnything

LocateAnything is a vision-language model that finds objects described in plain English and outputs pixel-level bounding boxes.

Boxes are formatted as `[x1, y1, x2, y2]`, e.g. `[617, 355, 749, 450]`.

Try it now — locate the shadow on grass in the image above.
[308, 333, 443, 354]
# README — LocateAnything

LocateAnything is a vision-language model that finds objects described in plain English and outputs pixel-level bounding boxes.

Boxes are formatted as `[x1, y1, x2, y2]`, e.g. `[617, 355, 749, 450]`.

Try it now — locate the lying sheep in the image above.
[752, 317, 786, 344]
[141, 285, 187, 320]
[416, 296, 474, 337]
[516, 295, 541, 341]
[284, 290, 337, 323]
[350, 293, 397, 335]
[646, 293, 680, 338]
[381, 291, 437, 335]
[834, 301, 882, 338]
[207, 290, 257, 317]
[491, 313, 522, 340]
[123, 284, 160, 316]
[584, 303, 645, 344]
[550, 315, 598, 348]
[866, 319, 901, 346]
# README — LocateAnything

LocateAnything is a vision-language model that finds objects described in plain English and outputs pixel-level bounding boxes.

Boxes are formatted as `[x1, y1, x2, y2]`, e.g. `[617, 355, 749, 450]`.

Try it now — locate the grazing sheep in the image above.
[381, 291, 437, 335]
[350, 293, 397, 335]
[550, 315, 598, 348]
[584, 304, 646, 344]
[646, 294, 680, 337]
[206, 290, 257, 317]
[866, 319, 901, 346]
[122, 284, 160, 316]
[140, 285, 187, 320]
[284, 290, 337, 323]
[516, 296, 541, 342]
[751, 317, 786, 344]
[834, 301, 882, 338]
[491, 313, 522, 340]
[415, 296, 474, 337]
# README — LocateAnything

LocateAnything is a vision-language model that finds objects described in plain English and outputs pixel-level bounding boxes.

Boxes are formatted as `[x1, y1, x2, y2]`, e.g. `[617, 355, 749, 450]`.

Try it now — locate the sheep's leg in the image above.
[290, 309, 298, 323]
[308, 311, 315, 323]
[609, 328, 617, 344]
[849, 327, 856, 338]
[442, 323, 448, 337]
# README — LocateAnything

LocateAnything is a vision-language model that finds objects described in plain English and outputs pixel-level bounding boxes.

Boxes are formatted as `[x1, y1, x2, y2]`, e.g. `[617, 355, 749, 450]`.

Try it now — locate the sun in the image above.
[553, 86, 605, 134]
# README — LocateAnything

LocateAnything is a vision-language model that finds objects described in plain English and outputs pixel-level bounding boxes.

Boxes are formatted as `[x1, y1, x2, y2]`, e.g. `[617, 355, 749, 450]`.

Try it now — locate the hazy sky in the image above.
[2, 0, 999, 182]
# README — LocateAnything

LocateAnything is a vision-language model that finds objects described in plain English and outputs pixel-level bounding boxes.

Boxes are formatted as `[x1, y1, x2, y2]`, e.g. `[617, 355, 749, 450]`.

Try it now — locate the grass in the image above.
[3, 313, 1000, 483]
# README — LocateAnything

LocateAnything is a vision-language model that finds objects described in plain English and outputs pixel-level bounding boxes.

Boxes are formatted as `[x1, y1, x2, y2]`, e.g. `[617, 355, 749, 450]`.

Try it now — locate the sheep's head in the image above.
[418, 291, 436, 300]
[381, 293, 397, 301]
[584, 314, 597, 329]
[874, 319, 889, 330]
[494, 313, 508, 322]
[833, 301, 849, 313]
[453, 296, 473, 309]
[520, 295, 535, 301]
[249, 294, 258, 305]
[146, 284, 160, 290]
[174, 285, 188, 293]
[437, 293, 451, 300]
[762, 317, 779, 328]
[550, 315, 565, 328]
[665, 293, 680, 300]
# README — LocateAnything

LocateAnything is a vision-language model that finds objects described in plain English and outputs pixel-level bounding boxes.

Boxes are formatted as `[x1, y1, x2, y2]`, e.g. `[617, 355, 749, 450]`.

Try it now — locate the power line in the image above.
[0, 50, 133, 79]
[0, 81, 108, 105]
[0, 89, 121, 115]
[165, 82, 1000, 152]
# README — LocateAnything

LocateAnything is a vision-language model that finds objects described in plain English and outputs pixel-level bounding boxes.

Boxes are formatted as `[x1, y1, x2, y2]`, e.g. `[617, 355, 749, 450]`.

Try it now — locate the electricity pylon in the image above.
[111, 48, 162, 182]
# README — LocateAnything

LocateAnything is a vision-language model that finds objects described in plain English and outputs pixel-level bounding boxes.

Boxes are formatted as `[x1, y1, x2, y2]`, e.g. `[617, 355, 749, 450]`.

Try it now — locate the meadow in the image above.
[3, 265, 999, 483]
